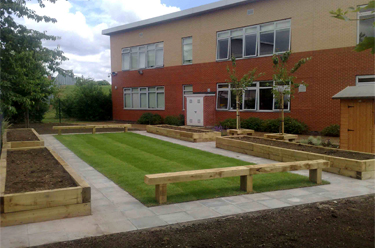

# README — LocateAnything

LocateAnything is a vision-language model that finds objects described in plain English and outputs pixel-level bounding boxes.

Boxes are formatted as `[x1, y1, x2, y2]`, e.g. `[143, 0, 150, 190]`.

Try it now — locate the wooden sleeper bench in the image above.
[227, 129, 254, 136]
[145, 160, 330, 204]
[53, 124, 132, 135]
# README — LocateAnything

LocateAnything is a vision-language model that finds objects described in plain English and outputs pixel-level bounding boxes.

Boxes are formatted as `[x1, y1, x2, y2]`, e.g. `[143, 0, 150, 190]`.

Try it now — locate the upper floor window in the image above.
[216, 82, 290, 112]
[182, 37, 193, 64]
[122, 42, 164, 71]
[356, 75, 375, 85]
[358, 5, 375, 43]
[216, 19, 291, 61]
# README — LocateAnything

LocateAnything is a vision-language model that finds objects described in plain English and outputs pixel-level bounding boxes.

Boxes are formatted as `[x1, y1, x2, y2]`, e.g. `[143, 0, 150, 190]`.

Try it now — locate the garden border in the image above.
[146, 125, 221, 142]
[0, 145, 91, 227]
[3, 128, 44, 149]
[216, 136, 375, 180]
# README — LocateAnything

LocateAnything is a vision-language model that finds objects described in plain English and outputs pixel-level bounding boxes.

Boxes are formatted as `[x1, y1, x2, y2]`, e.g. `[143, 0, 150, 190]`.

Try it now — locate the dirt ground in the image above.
[6, 129, 39, 142]
[232, 136, 373, 160]
[10, 122, 146, 135]
[5, 148, 77, 194]
[37, 195, 374, 248]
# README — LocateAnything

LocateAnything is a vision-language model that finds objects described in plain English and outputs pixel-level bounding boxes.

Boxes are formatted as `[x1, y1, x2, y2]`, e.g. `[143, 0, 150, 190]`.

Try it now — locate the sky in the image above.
[19, 0, 220, 82]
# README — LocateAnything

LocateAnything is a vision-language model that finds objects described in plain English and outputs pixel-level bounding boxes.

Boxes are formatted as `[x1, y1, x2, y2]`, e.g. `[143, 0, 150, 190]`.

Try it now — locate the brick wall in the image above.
[112, 47, 375, 131]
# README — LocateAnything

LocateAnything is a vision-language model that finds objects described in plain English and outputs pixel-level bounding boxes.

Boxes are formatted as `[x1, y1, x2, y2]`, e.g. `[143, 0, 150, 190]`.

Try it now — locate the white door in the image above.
[186, 96, 204, 126]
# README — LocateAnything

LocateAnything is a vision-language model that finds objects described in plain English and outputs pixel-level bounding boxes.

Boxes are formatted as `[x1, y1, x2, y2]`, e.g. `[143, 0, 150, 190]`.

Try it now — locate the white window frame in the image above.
[182, 37, 193, 65]
[216, 19, 291, 61]
[122, 42, 164, 71]
[123, 86, 165, 110]
[182, 85, 193, 110]
[356, 75, 375, 85]
[216, 82, 290, 112]
[357, 4, 375, 44]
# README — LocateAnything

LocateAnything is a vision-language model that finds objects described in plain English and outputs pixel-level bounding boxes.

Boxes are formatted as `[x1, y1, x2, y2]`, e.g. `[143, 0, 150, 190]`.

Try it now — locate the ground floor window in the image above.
[216, 82, 290, 112]
[356, 75, 375, 85]
[124, 86, 165, 109]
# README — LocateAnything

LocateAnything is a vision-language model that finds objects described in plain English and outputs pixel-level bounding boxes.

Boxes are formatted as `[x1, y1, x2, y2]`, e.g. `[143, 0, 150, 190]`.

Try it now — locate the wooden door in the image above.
[345, 99, 374, 153]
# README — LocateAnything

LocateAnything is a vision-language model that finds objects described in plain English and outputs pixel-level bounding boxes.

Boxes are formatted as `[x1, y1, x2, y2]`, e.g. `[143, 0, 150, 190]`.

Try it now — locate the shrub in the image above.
[137, 113, 163, 125]
[241, 117, 264, 131]
[58, 82, 112, 121]
[321, 124, 340, 137]
[137, 113, 155, 124]
[164, 116, 183, 126]
[219, 118, 237, 129]
[262, 117, 308, 134]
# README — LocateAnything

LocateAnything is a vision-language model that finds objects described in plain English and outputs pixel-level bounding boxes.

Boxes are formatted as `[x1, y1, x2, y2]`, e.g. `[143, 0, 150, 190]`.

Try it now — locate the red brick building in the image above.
[103, 0, 375, 131]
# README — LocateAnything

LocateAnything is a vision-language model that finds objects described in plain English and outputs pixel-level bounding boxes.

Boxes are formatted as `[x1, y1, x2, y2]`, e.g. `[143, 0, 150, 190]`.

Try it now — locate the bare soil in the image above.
[10, 122, 145, 135]
[6, 129, 39, 142]
[231, 136, 374, 160]
[5, 148, 77, 194]
[37, 195, 375, 248]
[158, 125, 212, 133]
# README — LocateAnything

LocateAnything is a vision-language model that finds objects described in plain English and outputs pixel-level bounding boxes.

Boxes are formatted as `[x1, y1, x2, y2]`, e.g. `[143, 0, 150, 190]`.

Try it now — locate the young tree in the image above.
[330, 1, 375, 53]
[227, 57, 264, 130]
[0, 0, 67, 127]
[272, 51, 311, 135]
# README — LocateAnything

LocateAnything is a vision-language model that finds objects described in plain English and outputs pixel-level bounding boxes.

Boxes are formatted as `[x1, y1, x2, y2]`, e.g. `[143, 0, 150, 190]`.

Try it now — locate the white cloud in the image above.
[20, 0, 180, 81]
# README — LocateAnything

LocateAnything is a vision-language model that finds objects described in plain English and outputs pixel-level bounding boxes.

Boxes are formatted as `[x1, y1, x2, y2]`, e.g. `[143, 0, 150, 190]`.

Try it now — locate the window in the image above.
[356, 75, 375, 85]
[124, 87, 165, 109]
[122, 42, 164, 71]
[182, 37, 193, 64]
[216, 19, 291, 60]
[216, 82, 290, 112]
[183, 85, 193, 109]
[358, 5, 375, 43]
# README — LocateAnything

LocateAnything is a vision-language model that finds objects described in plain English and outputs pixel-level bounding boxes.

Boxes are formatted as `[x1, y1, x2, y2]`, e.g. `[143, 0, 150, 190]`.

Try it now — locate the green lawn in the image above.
[56, 133, 327, 206]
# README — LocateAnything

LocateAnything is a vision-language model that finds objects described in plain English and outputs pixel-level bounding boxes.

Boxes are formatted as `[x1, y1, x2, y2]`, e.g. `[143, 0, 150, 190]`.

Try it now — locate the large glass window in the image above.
[122, 42, 164, 71]
[216, 82, 290, 112]
[124, 87, 165, 109]
[216, 19, 291, 60]
[358, 6, 375, 43]
[182, 37, 193, 64]
[183, 85, 193, 110]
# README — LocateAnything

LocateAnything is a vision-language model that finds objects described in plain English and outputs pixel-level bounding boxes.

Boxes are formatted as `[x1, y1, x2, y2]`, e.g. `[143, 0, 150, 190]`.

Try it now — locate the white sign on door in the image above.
[186, 96, 204, 126]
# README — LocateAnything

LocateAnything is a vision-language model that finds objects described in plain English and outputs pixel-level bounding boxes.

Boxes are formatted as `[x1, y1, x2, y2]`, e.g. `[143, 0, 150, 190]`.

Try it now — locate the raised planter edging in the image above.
[3, 128, 44, 149]
[0, 146, 91, 226]
[216, 136, 375, 180]
[147, 125, 221, 142]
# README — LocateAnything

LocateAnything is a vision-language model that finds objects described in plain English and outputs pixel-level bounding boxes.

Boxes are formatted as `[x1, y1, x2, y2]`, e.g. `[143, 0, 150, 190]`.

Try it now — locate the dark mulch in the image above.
[6, 129, 39, 142]
[5, 148, 77, 194]
[36, 195, 374, 248]
[231, 136, 375, 160]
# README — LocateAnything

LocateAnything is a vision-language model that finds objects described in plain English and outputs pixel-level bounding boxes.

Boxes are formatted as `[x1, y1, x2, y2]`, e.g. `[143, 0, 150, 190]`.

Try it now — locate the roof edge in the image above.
[102, 0, 257, 35]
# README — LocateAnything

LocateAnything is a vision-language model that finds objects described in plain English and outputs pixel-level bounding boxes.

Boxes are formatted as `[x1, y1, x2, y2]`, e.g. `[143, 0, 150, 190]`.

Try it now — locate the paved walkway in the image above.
[1, 132, 374, 248]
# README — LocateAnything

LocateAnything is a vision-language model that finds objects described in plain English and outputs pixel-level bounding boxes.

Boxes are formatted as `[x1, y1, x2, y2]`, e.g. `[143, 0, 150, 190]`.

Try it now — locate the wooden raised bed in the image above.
[4, 128, 44, 148]
[0, 145, 91, 226]
[147, 125, 221, 142]
[216, 136, 375, 180]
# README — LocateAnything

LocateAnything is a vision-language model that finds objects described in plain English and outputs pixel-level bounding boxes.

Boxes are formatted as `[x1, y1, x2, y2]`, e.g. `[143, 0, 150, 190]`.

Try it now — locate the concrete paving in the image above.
[1, 132, 374, 248]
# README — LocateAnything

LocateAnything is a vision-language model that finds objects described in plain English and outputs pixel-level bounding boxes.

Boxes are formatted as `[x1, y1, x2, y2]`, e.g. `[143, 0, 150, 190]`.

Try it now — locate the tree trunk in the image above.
[25, 109, 30, 128]
[236, 94, 240, 130]
[281, 93, 284, 135]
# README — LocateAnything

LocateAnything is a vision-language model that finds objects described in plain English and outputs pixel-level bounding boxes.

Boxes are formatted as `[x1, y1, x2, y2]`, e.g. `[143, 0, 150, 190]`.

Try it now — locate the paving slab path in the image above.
[1, 132, 374, 248]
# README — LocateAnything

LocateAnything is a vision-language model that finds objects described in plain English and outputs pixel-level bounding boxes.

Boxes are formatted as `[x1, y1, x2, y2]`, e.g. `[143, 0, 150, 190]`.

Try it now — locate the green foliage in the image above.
[262, 117, 308, 134]
[0, 0, 67, 126]
[75, 77, 110, 86]
[10, 101, 50, 123]
[164, 116, 184, 126]
[137, 113, 163, 125]
[57, 81, 112, 121]
[321, 124, 340, 137]
[241, 117, 264, 131]
[219, 118, 237, 129]
[330, 1, 375, 54]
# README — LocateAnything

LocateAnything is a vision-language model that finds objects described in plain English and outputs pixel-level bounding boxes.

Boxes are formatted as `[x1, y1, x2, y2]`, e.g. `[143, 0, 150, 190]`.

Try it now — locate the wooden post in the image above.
[281, 93, 285, 135]
[240, 175, 253, 193]
[309, 168, 322, 184]
[155, 184, 167, 204]
[92, 127, 96, 134]
[236, 95, 240, 130]
[58, 129, 62, 136]
[124, 127, 128, 133]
